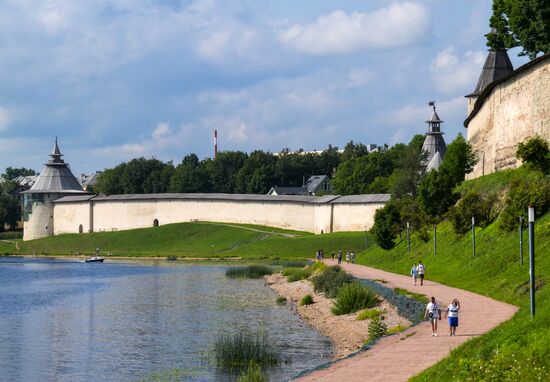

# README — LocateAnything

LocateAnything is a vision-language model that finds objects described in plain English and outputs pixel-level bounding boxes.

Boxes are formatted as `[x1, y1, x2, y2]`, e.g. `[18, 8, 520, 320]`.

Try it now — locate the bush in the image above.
[226, 265, 273, 279]
[237, 363, 267, 382]
[516, 136, 550, 174]
[310, 261, 327, 274]
[367, 317, 388, 342]
[282, 267, 312, 282]
[276, 296, 287, 304]
[356, 308, 382, 321]
[213, 331, 280, 369]
[448, 191, 498, 234]
[372, 201, 401, 250]
[311, 266, 354, 298]
[331, 282, 380, 315]
[499, 178, 550, 231]
[300, 294, 314, 306]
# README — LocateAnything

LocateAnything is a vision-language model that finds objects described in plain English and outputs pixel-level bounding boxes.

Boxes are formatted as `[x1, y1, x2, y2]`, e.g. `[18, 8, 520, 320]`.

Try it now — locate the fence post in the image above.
[406, 222, 410, 255]
[528, 207, 535, 317]
[519, 216, 523, 266]
[433, 224, 437, 256]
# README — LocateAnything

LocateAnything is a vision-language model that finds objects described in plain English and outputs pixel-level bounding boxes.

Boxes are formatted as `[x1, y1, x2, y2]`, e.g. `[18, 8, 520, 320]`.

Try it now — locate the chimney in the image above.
[214, 130, 218, 159]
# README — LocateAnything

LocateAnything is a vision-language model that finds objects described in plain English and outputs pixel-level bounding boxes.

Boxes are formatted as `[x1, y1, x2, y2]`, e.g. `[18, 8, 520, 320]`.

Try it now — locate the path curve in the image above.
[295, 261, 518, 382]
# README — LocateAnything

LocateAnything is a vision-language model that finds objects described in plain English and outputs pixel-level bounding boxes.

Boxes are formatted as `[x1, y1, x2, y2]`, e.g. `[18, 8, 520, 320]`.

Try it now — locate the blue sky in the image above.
[0, 0, 530, 175]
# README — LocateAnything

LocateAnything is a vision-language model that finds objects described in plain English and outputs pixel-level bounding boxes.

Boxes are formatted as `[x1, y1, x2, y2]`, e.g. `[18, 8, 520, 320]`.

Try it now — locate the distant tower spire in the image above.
[50, 137, 64, 163]
[422, 102, 447, 171]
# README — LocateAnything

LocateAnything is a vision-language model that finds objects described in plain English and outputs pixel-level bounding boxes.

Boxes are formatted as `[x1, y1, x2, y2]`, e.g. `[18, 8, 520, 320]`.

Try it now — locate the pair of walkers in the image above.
[425, 297, 461, 336]
[410, 261, 425, 286]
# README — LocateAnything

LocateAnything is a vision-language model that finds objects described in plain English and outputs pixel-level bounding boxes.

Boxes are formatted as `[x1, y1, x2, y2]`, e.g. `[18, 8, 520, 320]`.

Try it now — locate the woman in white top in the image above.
[445, 299, 461, 336]
[425, 296, 441, 336]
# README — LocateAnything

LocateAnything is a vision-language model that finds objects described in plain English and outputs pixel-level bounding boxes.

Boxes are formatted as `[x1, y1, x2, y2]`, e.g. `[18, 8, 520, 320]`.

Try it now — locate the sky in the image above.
[0, 0, 530, 175]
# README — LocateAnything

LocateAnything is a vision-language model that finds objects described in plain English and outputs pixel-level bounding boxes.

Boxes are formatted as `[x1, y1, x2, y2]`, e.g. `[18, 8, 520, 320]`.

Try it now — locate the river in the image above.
[0, 258, 332, 381]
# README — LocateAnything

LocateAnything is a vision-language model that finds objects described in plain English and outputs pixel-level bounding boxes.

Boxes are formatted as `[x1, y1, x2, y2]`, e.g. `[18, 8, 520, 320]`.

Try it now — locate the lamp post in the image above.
[519, 216, 524, 266]
[433, 224, 437, 256]
[528, 206, 535, 317]
[365, 230, 368, 249]
[406, 222, 410, 255]
[471, 216, 476, 258]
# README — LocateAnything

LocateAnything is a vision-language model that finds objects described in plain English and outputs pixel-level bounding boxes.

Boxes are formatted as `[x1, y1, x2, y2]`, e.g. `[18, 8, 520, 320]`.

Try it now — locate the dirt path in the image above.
[295, 261, 518, 382]
[196, 222, 301, 238]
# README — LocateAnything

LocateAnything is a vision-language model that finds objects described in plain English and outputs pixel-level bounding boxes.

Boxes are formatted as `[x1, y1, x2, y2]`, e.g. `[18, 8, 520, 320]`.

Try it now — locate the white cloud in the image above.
[278, 2, 430, 54]
[430, 46, 485, 95]
[0, 106, 11, 130]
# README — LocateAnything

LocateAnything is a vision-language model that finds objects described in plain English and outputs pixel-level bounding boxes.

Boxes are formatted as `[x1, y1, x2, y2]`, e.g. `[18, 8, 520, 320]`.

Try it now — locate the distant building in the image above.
[422, 102, 447, 171]
[79, 171, 102, 191]
[273, 145, 379, 157]
[267, 175, 331, 196]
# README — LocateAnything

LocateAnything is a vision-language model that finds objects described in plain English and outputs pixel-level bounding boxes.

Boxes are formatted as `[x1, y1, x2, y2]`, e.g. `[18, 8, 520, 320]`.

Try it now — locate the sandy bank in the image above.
[265, 273, 410, 358]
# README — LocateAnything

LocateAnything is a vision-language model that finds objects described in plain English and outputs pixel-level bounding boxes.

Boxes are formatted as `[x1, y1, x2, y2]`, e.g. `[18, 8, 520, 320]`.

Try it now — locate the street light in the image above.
[528, 206, 535, 317]
[519, 216, 524, 266]
[472, 216, 476, 258]
[406, 222, 410, 255]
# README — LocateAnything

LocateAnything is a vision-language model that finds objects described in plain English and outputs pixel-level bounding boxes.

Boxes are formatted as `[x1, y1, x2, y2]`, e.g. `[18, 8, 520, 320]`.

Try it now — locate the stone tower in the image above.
[422, 102, 447, 171]
[22, 139, 88, 241]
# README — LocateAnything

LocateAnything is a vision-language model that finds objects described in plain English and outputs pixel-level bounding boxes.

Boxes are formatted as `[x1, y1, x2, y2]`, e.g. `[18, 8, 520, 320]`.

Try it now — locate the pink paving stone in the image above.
[294, 261, 518, 382]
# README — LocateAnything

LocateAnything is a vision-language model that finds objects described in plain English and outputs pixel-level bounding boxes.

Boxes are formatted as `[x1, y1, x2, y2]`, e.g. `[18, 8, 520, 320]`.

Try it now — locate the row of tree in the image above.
[94, 142, 383, 195]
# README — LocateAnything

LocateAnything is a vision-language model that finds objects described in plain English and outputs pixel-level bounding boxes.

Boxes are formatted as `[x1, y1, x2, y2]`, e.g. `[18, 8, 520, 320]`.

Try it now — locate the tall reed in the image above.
[213, 331, 280, 369]
[225, 265, 273, 279]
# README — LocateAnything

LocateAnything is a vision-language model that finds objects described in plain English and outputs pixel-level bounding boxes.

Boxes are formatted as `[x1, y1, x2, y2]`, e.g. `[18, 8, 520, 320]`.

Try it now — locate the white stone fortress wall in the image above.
[51, 193, 389, 237]
[465, 55, 550, 179]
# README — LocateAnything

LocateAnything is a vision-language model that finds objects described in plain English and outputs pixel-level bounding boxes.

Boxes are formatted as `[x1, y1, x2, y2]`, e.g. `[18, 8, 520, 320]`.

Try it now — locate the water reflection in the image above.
[0, 258, 332, 381]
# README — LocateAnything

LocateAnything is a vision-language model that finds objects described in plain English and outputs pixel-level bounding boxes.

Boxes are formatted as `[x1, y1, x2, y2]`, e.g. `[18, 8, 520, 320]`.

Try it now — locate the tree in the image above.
[0, 194, 20, 231]
[438, 134, 477, 185]
[235, 151, 276, 194]
[169, 154, 211, 193]
[418, 168, 458, 219]
[372, 200, 401, 250]
[489, 0, 550, 59]
[516, 136, 550, 174]
[2, 167, 37, 180]
[389, 136, 428, 198]
[205, 151, 248, 193]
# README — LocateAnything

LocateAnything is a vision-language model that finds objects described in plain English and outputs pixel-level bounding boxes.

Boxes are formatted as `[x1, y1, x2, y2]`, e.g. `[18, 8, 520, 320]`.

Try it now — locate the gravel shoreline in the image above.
[265, 273, 411, 358]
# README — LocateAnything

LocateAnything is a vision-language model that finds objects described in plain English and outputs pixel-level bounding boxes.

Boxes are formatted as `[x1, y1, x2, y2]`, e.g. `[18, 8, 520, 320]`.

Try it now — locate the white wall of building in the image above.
[53, 198, 384, 236]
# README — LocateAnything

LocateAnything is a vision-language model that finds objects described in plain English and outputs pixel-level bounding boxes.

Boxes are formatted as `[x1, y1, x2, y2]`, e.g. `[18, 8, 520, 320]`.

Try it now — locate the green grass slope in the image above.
[357, 172, 550, 381]
[0, 222, 365, 259]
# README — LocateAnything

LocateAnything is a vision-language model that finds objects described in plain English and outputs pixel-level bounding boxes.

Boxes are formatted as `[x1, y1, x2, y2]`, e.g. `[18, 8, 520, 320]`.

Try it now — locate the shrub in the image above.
[237, 363, 267, 382]
[448, 191, 498, 234]
[499, 178, 550, 231]
[213, 331, 280, 369]
[367, 317, 388, 342]
[332, 282, 380, 315]
[282, 267, 311, 282]
[310, 261, 327, 274]
[516, 136, 550, 174]
[226, 265, 273, 279]
[311, 266, 354, 298]
[394, 288, 429, 304]
[282, 260, 309, 268]
[275, 296, 287, 304]
[356, 308, 382, 321]
[372, 201, 401, 250]
[387, 324, 409, 334]
[300, 294, 314, 306]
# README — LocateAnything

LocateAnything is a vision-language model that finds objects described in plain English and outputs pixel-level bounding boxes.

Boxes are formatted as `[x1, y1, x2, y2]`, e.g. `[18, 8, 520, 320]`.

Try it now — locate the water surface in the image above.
[0, 258, 332, 381]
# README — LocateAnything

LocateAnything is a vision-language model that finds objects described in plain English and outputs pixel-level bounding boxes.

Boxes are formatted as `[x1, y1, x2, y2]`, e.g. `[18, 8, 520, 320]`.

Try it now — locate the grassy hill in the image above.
[357, 169, 550, 381]
[0, 222, 366, 260]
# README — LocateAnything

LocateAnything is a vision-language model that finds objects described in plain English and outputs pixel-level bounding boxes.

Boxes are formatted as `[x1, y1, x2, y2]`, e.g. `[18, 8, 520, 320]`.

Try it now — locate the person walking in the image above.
[411, 263, 418, 286]
[345, 252, 350, 264]
[445, 299, 461, 336]
[331, 252, 335, 261]
[425, 296, 441, 336]
[337, 251, 342, 265]
[351, 252, 356, 264]
[417, 261, 425, 286]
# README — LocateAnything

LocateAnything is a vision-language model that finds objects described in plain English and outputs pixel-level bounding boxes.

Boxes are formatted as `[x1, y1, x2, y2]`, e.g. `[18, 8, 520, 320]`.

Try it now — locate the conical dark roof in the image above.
[422, 103, 446, 170]
[468, 49, 513, 96]
[24, 140, 87, 194]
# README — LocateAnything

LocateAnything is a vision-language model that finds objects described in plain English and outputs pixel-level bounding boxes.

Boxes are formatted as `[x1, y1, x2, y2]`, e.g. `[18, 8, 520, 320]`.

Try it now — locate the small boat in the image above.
[85, 256, 104, 263]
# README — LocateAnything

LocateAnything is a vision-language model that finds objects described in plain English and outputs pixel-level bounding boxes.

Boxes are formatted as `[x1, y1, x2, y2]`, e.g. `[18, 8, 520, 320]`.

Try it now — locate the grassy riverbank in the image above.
[357, 179, 550, 379]
[0, 222, 365, 260]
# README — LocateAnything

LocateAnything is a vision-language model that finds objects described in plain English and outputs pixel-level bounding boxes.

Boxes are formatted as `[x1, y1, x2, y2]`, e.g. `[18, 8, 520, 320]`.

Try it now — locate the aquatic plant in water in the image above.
[225, 265, 273, 279]
[213, 331, 280, 369]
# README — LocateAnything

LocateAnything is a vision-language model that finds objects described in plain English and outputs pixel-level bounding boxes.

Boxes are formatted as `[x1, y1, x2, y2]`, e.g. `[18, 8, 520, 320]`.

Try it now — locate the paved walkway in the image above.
[295, 261, 518, 382]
